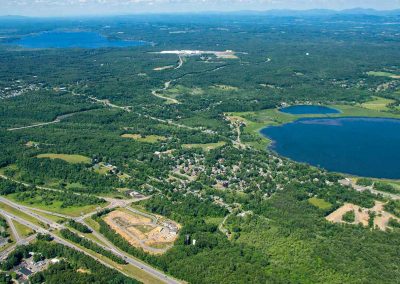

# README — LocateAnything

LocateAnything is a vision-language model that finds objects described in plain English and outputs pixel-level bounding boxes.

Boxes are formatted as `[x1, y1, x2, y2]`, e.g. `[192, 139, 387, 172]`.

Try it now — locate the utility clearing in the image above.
[326, 201, 400, 231]
[104, 209, 180, 254]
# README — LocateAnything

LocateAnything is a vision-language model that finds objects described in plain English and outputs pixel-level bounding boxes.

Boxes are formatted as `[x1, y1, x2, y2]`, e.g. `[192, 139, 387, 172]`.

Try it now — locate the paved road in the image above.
[0, 208, 180, 284]
[0, 194, 180, 284]
[0, 197, 62, 230]
[80, 219, 178, 283]
[339, 179, 400, 200]
[0, 232, 37, 261]
[7, 120, 60, 131]
[6, 110, 86, 131]
[5, 215, 21, 242]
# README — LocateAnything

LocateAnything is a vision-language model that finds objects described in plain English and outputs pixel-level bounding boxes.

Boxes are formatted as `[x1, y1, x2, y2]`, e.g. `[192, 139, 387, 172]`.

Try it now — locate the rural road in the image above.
[6, 110, 87, 131]
[339, 179, 400, 200]
[7, 120, 60, 131]
[174, 55, 184, 70]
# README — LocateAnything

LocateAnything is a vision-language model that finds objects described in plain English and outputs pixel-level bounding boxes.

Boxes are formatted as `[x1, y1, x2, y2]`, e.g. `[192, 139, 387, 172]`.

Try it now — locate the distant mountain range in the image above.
[0, 8, 399, 19]
[217, 8, 400, 16]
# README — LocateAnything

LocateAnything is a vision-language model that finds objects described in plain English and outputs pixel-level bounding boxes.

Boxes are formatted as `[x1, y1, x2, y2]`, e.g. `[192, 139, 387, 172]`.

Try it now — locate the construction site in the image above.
[326, 201, 400, 231]
[104, 208, 180, 254]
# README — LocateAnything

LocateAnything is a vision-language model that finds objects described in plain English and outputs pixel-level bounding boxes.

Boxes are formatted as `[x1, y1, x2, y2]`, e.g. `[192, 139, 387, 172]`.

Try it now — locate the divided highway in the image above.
[0, 195, 180, 284]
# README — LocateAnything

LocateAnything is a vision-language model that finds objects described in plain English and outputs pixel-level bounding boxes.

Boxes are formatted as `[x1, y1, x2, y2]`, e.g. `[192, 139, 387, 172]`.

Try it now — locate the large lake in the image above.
[261, 117, 400, 179]
[8, 31, 146, 49]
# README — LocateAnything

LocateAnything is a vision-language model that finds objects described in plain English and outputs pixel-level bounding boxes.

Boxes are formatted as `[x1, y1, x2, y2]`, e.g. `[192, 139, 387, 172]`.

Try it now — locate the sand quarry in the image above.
[326, 201, 400, 231]
[104, 209, 180, 254]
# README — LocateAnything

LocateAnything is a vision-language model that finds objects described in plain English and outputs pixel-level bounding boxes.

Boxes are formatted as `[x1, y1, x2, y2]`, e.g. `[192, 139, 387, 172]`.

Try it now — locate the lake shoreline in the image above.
[261, 116, 400, 179]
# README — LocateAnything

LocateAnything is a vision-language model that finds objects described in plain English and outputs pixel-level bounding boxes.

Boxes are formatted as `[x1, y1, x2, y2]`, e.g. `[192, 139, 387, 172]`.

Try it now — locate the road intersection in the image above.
[0, 183, 179, 284]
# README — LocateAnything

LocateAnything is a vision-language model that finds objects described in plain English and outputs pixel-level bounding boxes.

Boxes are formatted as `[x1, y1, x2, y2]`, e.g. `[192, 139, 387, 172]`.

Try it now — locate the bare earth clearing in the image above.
[326, 201, 400, 231]
[104, 209, 180, 254]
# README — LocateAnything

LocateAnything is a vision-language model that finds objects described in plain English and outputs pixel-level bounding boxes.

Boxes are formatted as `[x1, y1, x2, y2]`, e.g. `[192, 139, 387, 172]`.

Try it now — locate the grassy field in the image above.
[360, 97, 396, 111]
[6, 194, 103, 217]
[84, 217, 101, 232]
[166, 85, 204, 97]
[332, 104, 400, 119]
[0, 202, 45, 228]
[205, 217, 224, 226]
[308, 197, 332, 210]
[121, 134, 167, 143]
[37, 153, 91, 164]
[12, 220, 34, 237]
[67, 224, 109, 247]
[367, 71, 400, 79]
[183, 141, 226, 151]
[31, 209, 67, 223]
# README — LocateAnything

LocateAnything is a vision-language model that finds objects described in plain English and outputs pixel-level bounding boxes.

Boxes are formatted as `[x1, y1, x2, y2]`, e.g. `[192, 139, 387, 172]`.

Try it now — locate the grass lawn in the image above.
[94, 164, 111, 175]
[12, 220, 34, 237]
[31, 209, 67, 223]
[37, 153, 91, 164]
[360, 96, 396, 111]
[0, 202, 45, 228]
[183, 141, 226, 151]
[84, 217, 101, 232]
[121, 134, 167, 143]
[6, 194, 104, 217]
[308, 197, 332, 210]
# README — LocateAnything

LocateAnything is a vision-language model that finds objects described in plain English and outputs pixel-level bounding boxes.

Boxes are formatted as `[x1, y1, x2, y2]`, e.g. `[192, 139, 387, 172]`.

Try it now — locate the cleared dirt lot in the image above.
[104, 209, 179, 254]
[326, 201, 400, 231]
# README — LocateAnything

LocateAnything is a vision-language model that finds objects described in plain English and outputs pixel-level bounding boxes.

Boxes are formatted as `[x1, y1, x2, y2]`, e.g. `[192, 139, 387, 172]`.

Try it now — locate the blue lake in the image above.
[280, 105, 340, 115]
[261, 117, 400, 179]
[8, 31, 146, 49]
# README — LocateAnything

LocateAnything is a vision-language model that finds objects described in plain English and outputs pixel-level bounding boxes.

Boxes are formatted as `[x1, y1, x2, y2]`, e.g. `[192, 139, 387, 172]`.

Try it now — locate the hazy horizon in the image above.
[1, 0, 399, 17]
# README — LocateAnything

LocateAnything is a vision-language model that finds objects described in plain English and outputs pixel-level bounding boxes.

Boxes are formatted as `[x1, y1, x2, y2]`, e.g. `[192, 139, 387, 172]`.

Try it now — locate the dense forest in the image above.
[0, 12, 399, 283]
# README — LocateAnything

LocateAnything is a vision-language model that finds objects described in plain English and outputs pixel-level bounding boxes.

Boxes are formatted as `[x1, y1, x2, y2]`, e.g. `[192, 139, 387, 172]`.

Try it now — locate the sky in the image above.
[1, 0, 399, 17]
